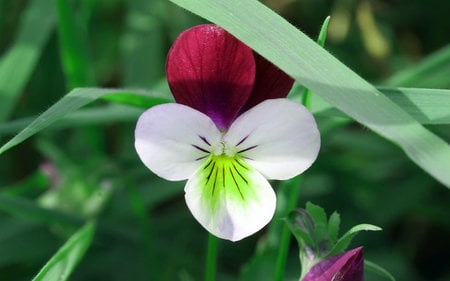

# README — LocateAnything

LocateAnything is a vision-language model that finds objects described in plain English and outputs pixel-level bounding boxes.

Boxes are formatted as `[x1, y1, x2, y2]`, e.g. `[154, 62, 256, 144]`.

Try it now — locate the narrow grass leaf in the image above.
[328, 224, 382, 256]
[327, 211, 340, 244]
[386, 44, 450, 88]
[0, 0, 55, 121]
[0, 193, 84, 228]
[364, 260, 397, 281]
[307, 87, 450, 125]
[167, 0, 450, 187]
[32, 222, 96, 281]
[55, 0, 95, 88]
[0, 88, 171, 154]
[380, 87, 450, 124]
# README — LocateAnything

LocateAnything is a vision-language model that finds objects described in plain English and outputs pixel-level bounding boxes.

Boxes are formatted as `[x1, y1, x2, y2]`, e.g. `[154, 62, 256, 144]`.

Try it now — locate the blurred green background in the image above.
[0, 0, 449, 280]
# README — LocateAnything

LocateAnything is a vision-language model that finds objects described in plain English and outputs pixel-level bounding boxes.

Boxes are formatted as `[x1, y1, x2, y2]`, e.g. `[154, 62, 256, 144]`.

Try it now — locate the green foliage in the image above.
[286, 203, 387, 280]
[0, 0, 449, 280]
[0, 0, 55, 121]
[169, 0, 450, 189]
[32, 222, 96, 281]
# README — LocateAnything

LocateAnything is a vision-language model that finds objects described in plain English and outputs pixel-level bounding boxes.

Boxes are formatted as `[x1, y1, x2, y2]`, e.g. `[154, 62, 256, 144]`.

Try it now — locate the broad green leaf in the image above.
[167, 0, 450, 188]
[365, 260, 397, 281]
[0, 0, 55, 121]
[0, 88, 170, 155]
[328, 224, 382, 256]
[32, 222, 96, 281]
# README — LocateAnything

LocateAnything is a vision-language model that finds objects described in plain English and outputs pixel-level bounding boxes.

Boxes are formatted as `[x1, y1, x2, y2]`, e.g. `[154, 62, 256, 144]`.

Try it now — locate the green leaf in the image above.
[380, 87, 450, 125]
[316, 16, 330, 48]
[0, 88, 171, 155]
[328, 224, 382, 256]
[0, 193, 84, 228]
[32, 222, 96, 281]
[0, 105, 144, 136]
[302, 16, 330, 108]
[365, 260, 397, 281]
[305, 202, 328, 244]
[295, 86, 450, 125]
[386, 44, 450, 88]
[0, 0, 55, 121]
[167, 0, 450, 188]
[55, 0, 95, 88]
[327, 211, 340, 244]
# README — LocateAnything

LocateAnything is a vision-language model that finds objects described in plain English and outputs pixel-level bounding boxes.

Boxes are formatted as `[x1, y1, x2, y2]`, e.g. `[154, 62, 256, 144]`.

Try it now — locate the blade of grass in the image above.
[122, 0, 165, 87]
[364, 260, 396, 281]
[32, 222, 96, 281]
[304, 87, 450, 125]
[204, 234, 219, 281]
[168, 0, 450, 188]
[0, 193, 84, 228]
[0, 105, 144, 136]
[55, 0, 95, 88]
[0, 88, 170, 154]
[0, 0, 55, 121]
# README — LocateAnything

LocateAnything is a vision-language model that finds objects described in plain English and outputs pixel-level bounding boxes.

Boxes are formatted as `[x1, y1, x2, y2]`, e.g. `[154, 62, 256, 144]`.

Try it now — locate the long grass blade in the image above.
[167, 0, 450, 188]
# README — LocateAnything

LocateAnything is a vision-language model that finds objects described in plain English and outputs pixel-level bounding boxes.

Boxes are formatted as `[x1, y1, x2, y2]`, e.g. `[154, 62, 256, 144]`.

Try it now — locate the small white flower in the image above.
[135, 24, 320, 241]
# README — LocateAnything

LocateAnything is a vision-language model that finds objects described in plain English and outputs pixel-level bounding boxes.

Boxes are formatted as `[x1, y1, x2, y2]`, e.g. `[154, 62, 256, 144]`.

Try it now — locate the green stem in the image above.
[204, 233, 219, 281]
[274, 17, 330, 281]
[274, 176, 302, 281]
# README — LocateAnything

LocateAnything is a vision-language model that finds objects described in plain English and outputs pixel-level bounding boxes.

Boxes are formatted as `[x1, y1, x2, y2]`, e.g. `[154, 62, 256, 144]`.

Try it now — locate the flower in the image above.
[134, 24, 320, 241]
[302, 247, 364, 281]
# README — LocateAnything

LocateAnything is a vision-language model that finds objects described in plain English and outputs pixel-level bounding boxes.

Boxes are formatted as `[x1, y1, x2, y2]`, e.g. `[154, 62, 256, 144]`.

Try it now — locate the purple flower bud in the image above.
[303, 247, 364, 281]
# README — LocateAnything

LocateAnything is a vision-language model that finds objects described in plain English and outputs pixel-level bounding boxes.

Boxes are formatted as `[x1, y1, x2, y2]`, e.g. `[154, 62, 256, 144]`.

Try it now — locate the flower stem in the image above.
[274, 176, 303, 281]
[204, 233, 218, 281]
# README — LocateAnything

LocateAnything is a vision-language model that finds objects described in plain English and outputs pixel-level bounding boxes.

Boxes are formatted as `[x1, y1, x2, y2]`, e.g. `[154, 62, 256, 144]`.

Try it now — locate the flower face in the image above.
[135, 24, 320, 241]
[302, 247, 364, 281]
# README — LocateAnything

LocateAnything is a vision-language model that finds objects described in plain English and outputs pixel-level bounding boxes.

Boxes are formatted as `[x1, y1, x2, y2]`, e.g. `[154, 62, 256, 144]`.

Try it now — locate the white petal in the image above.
[223, 98, 320, 180]
[135, 103, 222, 180]
[185, 156, 276, 241]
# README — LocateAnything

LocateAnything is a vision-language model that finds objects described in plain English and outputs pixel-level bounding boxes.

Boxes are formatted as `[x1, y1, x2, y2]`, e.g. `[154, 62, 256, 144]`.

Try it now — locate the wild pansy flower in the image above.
[134, 24, 320, 241]
[303, 247, 364, 281]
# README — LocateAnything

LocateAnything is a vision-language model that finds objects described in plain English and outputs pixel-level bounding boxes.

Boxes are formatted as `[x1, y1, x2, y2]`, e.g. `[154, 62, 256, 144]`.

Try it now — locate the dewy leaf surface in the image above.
[168, 0, 450, 188]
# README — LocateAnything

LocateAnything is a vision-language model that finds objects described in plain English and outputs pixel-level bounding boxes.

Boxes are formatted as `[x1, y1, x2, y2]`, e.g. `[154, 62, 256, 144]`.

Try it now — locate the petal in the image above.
[185, 155, 276, 241]
[135, 103, 222, 181]
[241, 53, 294, 112]
[303, 247, 364, 281]
[223, 98, 320, 180]
[166, 24, 256, 130]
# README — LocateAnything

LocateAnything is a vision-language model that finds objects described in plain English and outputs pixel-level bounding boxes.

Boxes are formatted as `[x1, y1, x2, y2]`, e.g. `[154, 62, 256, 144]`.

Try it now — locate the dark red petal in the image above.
[166, 24, 255, 130]
[303, 247, 364, 281]
[241, 53, 294, 112]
